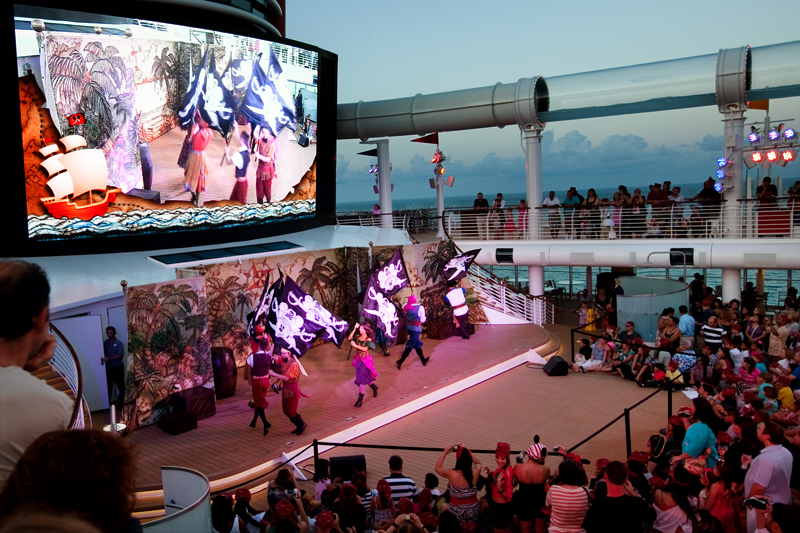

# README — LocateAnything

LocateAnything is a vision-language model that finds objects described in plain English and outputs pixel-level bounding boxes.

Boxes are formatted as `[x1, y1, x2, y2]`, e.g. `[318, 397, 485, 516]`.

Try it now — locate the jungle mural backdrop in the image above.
[121, 276, 211, 431]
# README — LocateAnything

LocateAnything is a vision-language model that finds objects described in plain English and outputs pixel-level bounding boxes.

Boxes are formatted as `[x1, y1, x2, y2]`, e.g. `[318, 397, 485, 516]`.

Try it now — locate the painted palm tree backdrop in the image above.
[123, 277, 211, 431]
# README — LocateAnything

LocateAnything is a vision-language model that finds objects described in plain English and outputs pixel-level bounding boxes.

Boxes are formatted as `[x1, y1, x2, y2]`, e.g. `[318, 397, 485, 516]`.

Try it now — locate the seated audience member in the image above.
[212, 494, 250, 533]
[617, 321, 642, 343]
[424, 473, 441, 497]
[332, 483, 366, 533]
[581, 460, 655, 532]
[272, 499, 310, 533]
[371, 479, 397, 531]
[0, 429, 140, 533]
[545, 459, 590, 533]
[234, 489, 267, 532]
[0, 260, 73, 487]
[652, 465, 694, 533]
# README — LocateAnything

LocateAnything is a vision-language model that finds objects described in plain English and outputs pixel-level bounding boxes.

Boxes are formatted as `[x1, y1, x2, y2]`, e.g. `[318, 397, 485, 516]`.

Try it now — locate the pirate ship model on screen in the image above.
[38, 135, 120, 221]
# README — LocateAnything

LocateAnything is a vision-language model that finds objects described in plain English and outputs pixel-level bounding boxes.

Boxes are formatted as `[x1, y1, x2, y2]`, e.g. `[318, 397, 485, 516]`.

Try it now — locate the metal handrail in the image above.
[49, 323, 87, 429]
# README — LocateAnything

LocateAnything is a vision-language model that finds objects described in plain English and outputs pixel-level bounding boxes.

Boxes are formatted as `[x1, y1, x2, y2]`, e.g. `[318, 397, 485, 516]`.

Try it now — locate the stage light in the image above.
[776, 149, 796, 167]
[768, 129, 781, 141]
[431, 151, 440, 164]
[715, 170, 726, 180]
[717, 157, 728, 168]
[714, 181, 724, 193]
[438, 166, 445, 175]
[748, 132, 760, 144]
[751, 151, 764, 163]
[766, 150, 779, 162]
[784, 128, 796, 140]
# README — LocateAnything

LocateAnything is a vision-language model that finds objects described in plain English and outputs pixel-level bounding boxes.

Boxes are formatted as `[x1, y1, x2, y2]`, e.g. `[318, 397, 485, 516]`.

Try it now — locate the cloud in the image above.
[334, 129, 729, 202]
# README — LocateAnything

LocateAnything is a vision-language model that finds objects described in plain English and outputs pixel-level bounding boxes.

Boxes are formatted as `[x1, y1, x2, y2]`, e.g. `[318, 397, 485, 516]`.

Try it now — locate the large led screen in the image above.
[13, 4, 330, 250]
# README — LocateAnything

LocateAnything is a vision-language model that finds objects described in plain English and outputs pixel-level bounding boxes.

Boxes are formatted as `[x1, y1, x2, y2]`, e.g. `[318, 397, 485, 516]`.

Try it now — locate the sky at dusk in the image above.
[287, 0, 800, 203]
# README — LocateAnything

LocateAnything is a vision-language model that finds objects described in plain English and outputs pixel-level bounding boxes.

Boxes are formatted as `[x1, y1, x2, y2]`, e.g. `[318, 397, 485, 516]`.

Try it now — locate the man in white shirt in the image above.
[543, 191, 561, 238]
[744, 421, 793, 533]
[0, 260, 72, 487]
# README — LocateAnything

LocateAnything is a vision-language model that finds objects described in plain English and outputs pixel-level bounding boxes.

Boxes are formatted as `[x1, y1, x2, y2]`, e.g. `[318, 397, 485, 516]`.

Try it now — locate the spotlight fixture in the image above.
[715, 169, 726, 180]
[775, 149, 796, 167]
[766, 150, 779, 162]
[713, 181, 724, 193]
[784, 128, 796, 140]
[717, 157, 728, 168]
[768, 129, 781, 142]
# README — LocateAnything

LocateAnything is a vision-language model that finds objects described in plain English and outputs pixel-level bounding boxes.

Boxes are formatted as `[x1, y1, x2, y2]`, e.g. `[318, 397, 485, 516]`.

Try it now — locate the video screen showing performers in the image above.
[15, 5, 323, 244]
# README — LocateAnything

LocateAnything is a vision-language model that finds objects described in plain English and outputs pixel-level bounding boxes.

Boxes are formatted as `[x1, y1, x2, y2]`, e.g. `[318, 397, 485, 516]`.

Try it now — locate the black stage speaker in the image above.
[543, 356, 569, 377]
[298, 134, 310, 147]
[330, 455, 366, 480]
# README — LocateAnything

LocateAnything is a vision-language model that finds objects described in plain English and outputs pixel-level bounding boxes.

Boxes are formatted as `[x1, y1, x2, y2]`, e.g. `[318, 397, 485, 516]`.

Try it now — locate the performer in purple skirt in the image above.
[348, 323, 379, 407]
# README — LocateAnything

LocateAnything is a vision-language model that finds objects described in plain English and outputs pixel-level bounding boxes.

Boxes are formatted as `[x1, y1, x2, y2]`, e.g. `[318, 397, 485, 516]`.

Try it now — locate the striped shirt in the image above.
[360, 489, 376, 514]
[383, 474, 417, 504]
[701, 324, 725, 348]
[546, 485, 590, 533]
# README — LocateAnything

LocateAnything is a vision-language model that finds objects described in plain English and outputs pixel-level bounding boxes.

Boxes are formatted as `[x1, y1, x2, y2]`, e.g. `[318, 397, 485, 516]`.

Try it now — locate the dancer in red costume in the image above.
[183, 115, 213, 206]
[348, 323, 379, 407]
[247, 336, 273, 435]
[271, 348, 307, 435]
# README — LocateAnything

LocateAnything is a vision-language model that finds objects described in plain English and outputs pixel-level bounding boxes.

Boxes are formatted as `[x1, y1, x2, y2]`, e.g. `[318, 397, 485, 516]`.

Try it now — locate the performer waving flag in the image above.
[361, 249, 409, 349]
[240, 49, 298, 137]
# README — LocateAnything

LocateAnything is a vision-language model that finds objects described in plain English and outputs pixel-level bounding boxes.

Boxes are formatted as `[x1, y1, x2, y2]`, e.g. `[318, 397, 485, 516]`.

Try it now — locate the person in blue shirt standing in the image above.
[396, 294, 429, 370]
[103, 326, 126, 408]
[678, 305, 695, 348]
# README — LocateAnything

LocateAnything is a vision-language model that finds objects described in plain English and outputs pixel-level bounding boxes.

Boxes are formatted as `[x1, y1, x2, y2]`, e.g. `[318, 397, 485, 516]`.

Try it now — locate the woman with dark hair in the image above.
[371, 479, 396, 530]
[544, 459, 590, 532]
[723, 417, 762, 485]
[331, 483, 366, 533]
[268, 469, 299, 510]
[664, 415, 687, 456]
[739, 357, 761, 387]
[269, 499, 309, 533]
[745, 314, 767, 347]
[314, 459, 341, 502]
[352, 471, 375, 518]
[513, 436, 550, 533]
[348, 323, 379, 407]
[652, 466, 694, 533]
[582, 188, 601, 238]
[670, 398, 720, 468]
[434, 443, 481, 525]
[646, 434, 669, 479]
[0, 429, 139, 533]
[212, 494, 250, 533]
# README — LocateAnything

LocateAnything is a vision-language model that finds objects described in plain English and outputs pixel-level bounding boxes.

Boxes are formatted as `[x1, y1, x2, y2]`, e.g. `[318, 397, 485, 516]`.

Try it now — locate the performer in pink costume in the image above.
[348, 323, 379, 407]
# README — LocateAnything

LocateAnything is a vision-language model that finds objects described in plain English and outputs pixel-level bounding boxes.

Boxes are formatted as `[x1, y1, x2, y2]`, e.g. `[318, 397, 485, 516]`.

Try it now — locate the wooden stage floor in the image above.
[111, 323, 555, 493]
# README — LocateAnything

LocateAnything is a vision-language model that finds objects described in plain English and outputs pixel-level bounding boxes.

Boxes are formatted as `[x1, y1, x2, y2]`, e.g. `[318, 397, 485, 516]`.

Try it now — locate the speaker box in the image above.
[298, 134, 310, 147]
[330, 455, 366, 480]
[157, 410, 198, 435]
[543, 356, 569, 376]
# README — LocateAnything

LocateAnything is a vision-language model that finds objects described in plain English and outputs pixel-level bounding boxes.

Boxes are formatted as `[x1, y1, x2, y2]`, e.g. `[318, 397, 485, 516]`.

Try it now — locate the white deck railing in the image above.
[468, 270, 554, 325]
[444, 199, 799, 240]
[50, 324, 89, 429]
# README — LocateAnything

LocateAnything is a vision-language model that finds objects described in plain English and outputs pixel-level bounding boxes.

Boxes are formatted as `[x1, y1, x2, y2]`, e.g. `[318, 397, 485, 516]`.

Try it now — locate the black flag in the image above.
[240, 48, 297, 137]
[177, 49, 209, 130]
[267, 275, 347, 357]
[361, 274, 401, 347]
[442, 249, 481, 286]
[247, 271, 271, 341]
[284, 276, 348, 348]
[372, 249, 410, 297]
[199, 54, 236, 136]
